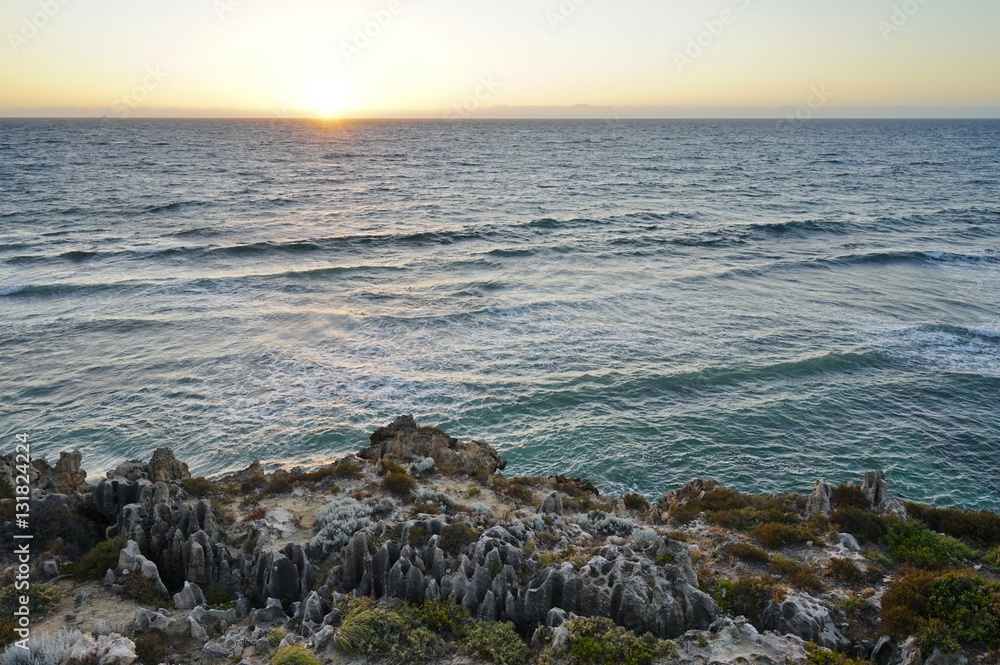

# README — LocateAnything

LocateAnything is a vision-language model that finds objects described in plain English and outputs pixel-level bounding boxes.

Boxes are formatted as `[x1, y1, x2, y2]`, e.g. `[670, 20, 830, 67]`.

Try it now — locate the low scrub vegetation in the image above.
[885, 520, 975, 570]
[670, 488, 800, 531]
[751, 522, 817, 549]
[538, 616, 674, 665]
[904, 503, 1000, 548]
[882, 570, 1000, 653]
[70, 536, 126, 581]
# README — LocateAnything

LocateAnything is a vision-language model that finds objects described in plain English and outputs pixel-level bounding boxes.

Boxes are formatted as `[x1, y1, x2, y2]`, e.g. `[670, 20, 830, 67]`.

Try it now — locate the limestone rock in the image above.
[65, 633, 138, 665]
[110, 460, 151, 482]
[763, 592, 851, 651]
[173, 580, 208, 610]
[149, 447, 191, 482]
[862, 471, 888, 509]
[359, 415, 506, 477]
[806, 479, 832, 519]
[117, 540, 170, 600]
[133, 608, 176, 634]
[538, 491, 563, 515]
[924, 648, 968, 665]
[673, 616, 810, 664]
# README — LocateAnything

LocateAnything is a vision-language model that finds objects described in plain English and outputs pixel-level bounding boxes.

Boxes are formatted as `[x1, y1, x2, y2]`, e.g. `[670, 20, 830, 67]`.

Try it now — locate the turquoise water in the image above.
[1, 119, 998, 509]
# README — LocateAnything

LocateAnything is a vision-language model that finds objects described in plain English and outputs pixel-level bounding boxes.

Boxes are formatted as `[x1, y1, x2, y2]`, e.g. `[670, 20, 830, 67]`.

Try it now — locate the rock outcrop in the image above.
[359, 415, 506, 476]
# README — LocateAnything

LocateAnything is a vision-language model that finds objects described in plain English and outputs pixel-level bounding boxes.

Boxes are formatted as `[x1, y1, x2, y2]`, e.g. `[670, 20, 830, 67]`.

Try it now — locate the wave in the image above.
[143, 201, 210, 214]
[516, 351, 890, 409]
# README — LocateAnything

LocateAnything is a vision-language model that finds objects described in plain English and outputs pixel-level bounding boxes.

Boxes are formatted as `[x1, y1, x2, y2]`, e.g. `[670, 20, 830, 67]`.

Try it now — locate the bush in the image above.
[576, 511, 637, 538]
[729, 576, 784, 627]
[0, 584, 60, 649]
[830, 483, 869, 510]
[134, 633, 167, 665]
[70, 537, 126, 581]
[460, 621, 529, 665]
[379, 460, 408, 477]
[1, 628, 82, 665]
[267, 626, 288, 646]
[885, 520, 975, 569]
[830, 508, 889, 544]
[272, 644, 322, 665]
[418, 599, 468, 635]
[904, 503, 1000, 548]
[122, 575, 166, 605]
[670, 488, 799, 531]
[297, 459, 363, 483]
[182, 477, 216, 498]
[331, 597, 444, 663]
[825, 557, 864, 583]
[311, 497, 395, 555]
[882, 570, 1000, 653]
[724, 542, 772, 563]
[440, 521, 479, 556]
[623, 493, 650, 512]
[539, 616, 673, 665]
[752, 523, 814, 549]
[771, 555, 822, 592]
[383, 472, 416, 497]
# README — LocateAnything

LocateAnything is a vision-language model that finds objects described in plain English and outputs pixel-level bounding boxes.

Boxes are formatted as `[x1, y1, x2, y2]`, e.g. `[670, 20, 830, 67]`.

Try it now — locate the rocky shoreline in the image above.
[2, 416, 999, 665]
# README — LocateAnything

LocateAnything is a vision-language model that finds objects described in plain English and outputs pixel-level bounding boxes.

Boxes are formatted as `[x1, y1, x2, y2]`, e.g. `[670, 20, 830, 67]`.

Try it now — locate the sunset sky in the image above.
[2, 0, 999, 118]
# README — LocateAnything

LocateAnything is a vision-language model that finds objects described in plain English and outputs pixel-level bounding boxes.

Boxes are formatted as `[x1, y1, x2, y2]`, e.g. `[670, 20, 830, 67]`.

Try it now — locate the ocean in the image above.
[1, 118, 998, 510]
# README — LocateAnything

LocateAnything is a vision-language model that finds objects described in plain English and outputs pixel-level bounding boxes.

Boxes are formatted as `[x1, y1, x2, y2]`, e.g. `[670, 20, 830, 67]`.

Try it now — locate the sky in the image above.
[1, 0, 999, 118]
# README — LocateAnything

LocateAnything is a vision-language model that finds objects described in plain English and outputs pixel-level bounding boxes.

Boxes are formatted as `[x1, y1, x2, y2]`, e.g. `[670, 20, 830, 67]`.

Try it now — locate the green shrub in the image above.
[825, 557, 864, 583]
[830, 507, 890, 544]
[71, 536, 126, 581]
[379, 459, 408, 476]
[830, 483, 869, 510]
[806, 646, 868, 665]
[539, 616, 674, 665]
[724, 542, 772, 563]
[729, 576, 784, 627]
[440, 521, 479, 555]
[418, 598, 468, 634]
[670, 488, 799, 531]
[267, 626, 288, 646]
[771, 555, 822, 592]
[752, 523, 814, 549]
[460, 620, 530, 665]
[885, 520, 975, 569]
[0, 583, 59, 647]
[331, 597, 445, 663]
[122, 574, 167, 606]
[623, 493, 650, 512]
[383, 472, 416, 497]
[904, 503, 1000, 548]
[134, 633, 167, 665]
[182, 477, 216, 498]
[272, 644, 322, 665]
[882, 570, 1000, 653]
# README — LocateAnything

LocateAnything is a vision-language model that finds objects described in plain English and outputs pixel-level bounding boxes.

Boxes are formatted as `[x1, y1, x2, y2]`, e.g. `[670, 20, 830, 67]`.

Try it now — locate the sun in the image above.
[305, 81, 349, 118]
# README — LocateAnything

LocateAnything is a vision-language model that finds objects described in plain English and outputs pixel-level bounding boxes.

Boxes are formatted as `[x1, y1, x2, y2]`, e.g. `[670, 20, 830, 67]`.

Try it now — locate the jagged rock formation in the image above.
[359, 414, 506, 476]
[317, 516, 718, 639]
[807, 478, 832, 519]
